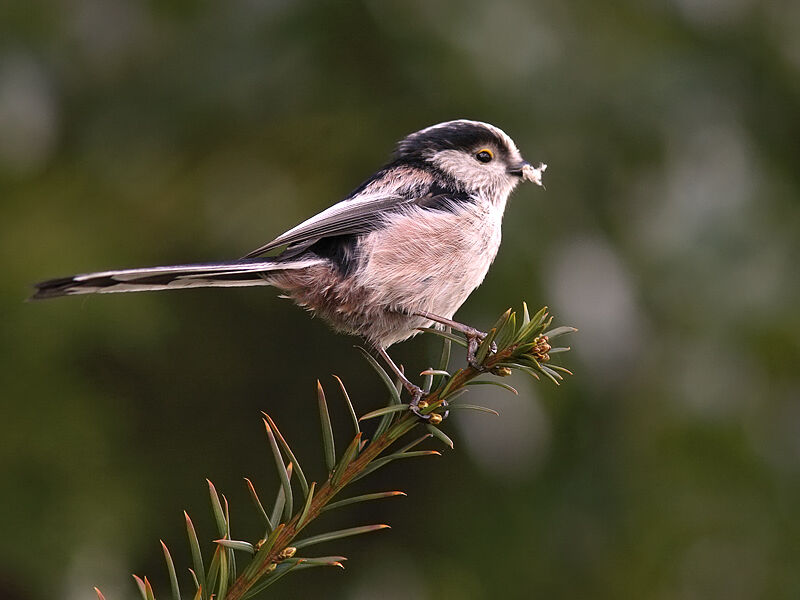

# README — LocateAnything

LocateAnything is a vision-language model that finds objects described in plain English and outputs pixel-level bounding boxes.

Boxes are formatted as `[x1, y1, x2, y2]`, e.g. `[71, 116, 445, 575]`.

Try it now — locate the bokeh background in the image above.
[3, 1, 800, 598]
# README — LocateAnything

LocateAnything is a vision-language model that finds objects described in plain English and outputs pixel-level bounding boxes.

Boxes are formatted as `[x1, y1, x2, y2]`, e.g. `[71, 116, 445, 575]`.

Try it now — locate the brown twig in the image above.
[225, 348, 515, 599]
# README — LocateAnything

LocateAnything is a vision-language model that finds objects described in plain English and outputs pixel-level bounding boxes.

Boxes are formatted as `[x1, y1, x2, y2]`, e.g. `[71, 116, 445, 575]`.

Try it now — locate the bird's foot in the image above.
[375, 345, 447, 422]
[465, 328, 497, 370]
[409, 310, 497, 370]
[409, 391, 449, 423]
[406, 383, 429, 419]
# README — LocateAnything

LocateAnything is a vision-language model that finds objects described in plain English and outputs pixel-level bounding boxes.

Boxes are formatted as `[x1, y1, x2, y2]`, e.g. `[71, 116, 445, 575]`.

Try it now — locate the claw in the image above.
[409, 387, 431, 420]
[439, 398, 449, 420]
[376, 345, 433, 420]
[465, 328, 496, 369]
[410, 394, 449, 422]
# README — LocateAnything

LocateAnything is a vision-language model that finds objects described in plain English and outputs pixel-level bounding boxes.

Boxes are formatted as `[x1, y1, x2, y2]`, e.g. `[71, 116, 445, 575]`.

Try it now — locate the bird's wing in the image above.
[243, 178, 474, 260]
[242, 191, 410, 258]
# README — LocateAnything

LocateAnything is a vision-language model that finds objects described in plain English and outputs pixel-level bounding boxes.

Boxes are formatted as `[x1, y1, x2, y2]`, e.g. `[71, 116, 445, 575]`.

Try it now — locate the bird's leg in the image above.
[413, 310, 497, 369]
[375, 346, 433, 419]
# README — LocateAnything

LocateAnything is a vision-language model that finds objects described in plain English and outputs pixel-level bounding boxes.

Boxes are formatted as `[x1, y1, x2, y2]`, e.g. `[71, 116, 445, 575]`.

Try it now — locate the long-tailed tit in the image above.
[33, 119, 546, 417]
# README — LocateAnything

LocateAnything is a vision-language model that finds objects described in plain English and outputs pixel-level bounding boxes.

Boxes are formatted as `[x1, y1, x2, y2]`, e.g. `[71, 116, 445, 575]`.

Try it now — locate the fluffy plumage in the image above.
[33, 119, 545, 351]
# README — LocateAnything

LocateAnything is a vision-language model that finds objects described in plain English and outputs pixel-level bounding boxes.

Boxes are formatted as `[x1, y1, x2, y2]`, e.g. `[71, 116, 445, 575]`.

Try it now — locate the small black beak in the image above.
[507, 161, 530, 177]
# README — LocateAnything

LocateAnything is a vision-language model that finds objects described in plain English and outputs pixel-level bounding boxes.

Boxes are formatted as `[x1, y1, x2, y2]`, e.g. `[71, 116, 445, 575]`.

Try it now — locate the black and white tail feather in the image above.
[31, 257, 324, 300]
[30, 188, 408, 301]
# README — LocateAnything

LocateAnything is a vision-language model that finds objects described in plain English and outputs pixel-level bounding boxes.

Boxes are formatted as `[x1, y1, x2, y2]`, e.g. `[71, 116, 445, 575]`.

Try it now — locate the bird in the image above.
[32, 119, 546, 417]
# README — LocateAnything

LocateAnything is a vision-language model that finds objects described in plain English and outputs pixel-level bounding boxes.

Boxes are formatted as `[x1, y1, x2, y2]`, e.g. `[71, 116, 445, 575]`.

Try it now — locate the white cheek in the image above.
[431, 150, 506, 190]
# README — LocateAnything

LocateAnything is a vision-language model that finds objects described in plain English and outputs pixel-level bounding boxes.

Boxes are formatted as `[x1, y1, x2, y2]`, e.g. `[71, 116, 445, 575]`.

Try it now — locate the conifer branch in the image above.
[110, 303, 575, 600]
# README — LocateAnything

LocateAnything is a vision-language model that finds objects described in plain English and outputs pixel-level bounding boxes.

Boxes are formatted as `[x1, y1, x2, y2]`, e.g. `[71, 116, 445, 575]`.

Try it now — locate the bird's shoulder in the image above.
[351, 161, 472, 211]
[243, 163, 473, 259]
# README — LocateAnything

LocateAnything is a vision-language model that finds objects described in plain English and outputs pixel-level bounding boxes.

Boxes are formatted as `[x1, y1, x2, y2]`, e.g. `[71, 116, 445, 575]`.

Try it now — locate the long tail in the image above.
[31, 257, 324, 300]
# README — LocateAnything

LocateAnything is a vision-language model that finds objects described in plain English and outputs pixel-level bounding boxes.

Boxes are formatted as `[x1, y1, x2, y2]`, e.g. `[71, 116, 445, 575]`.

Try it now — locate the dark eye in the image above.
[475, 149, 494, 163]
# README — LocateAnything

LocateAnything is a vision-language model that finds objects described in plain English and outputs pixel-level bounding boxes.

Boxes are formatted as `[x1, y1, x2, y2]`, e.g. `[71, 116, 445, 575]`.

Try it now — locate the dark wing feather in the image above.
[242, 191, 408, 258]
[243, 179, 472, 260]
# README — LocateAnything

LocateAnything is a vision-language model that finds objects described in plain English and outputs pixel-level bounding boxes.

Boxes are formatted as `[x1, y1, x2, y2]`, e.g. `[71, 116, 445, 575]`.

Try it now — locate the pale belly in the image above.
[269, 200, 506, 348]
[353, 202, 503, 343]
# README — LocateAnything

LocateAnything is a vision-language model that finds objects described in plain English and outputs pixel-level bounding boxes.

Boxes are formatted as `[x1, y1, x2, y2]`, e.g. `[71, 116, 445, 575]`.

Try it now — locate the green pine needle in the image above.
[160, 540, 181, 600]
[447, 403, 500, 417]
[332, 375, 360, 437]
[350, 450, 440, 483]
[293, 524, 390, 550]
[355, 346, 402, 405]
[243, 477, 273, 533]
[332, 434, 362, 487]
[359, 404, 410, 420]
[207, 480, 228, 539]
[296, 481, 317, 529]
[216, 539, 255, 555]
[321, 491, 407, 513]
[269, 464, 293, 529]
[464, 380, 519, 395]
[184, 511, 206, 598]
[316, 381, 337, 473]
[262, 412, 310, 497]
[264, 420, 293, 523]
[425, 423, 454, 449]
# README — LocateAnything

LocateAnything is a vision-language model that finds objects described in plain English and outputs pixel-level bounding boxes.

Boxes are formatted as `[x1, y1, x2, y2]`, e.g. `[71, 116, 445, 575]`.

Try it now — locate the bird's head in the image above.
[394, 119, 546, 198]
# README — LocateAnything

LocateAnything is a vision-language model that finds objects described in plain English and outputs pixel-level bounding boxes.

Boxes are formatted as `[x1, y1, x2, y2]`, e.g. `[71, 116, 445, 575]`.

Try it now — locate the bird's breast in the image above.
[355, 200, 504, 317]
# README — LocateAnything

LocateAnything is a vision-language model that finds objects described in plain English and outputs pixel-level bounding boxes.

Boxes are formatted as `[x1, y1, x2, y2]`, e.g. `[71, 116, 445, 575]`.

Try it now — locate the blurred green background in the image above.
[3, 1, 800, 598]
